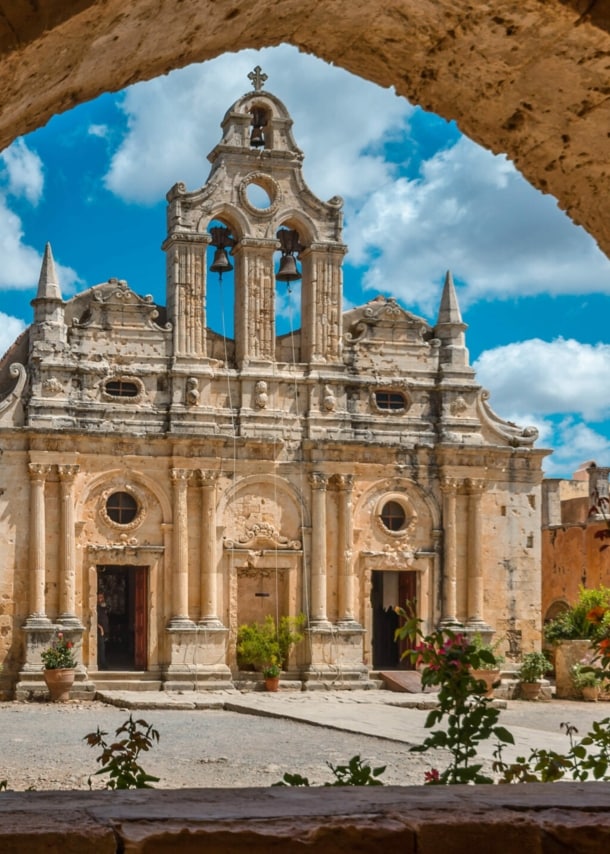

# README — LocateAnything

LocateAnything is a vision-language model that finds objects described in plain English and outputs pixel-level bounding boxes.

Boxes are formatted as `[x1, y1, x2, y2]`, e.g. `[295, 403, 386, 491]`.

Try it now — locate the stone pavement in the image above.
[96, 688, 610, 764]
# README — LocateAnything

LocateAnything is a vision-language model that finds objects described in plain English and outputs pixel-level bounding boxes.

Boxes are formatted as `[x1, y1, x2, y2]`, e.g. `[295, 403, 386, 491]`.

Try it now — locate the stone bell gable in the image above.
[0, 69, 549, 699]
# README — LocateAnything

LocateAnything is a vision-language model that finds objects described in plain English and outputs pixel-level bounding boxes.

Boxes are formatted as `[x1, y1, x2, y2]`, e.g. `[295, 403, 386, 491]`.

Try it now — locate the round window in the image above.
[106, 491, 139, 525]
[380, 500, 407, 532]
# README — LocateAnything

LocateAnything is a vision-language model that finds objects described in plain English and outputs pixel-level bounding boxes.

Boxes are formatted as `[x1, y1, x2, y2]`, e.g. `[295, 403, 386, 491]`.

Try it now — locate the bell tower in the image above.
[163, 67, 347, 369]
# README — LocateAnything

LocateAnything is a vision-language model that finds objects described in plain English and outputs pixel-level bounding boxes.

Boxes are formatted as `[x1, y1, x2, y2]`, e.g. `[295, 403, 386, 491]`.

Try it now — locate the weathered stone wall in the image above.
[0, 1, 608, 261]
[1, 784, 610, 853]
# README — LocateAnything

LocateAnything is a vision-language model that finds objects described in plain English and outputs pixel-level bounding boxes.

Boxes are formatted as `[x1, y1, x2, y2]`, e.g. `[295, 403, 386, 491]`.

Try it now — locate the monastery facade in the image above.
[0, 71, 548, 697]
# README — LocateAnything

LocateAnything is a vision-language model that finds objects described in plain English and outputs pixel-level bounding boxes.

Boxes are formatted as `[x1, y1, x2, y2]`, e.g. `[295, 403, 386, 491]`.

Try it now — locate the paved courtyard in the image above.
[1, 690, 608, 790]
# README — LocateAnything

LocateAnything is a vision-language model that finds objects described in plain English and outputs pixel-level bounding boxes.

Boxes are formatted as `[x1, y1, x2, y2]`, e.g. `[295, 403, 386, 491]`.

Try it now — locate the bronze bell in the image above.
[210, 246, 233, 276]
[276, 253, 301, 282]
[250, 125, 265, 147]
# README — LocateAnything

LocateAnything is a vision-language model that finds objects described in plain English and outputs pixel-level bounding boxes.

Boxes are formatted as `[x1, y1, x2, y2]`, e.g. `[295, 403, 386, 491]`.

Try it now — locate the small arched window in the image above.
[106, 491, 139, 525]
[104, 379, 139, 398]
[380, 500, 407, 532]
[375, 391, 406, 411]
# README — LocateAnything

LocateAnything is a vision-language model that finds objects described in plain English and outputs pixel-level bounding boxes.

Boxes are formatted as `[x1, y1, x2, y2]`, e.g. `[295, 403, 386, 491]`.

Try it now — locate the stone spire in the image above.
[434, 270, 470, 371]
[35, 242, 62, 301]
[437, 270, 462, 326]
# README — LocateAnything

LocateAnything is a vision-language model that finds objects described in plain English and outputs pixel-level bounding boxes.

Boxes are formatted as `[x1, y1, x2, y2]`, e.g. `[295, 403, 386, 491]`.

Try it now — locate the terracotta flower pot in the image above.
[264, 676, 280, 692]
[471, 669, 501, 699]
[43, 668, 75, 702]
[519, 681, 541, 701]
[581, 684, 600, 702]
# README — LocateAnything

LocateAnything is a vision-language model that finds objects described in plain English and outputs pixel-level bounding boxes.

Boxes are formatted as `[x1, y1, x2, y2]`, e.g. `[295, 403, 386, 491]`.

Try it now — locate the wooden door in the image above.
[396, 571, 417, 668]
[133, 566, 148, 670]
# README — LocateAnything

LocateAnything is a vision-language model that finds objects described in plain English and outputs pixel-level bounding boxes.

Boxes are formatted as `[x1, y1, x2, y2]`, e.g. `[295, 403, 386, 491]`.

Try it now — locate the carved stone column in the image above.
[198, 470, 222, 627]
[232, 237, 276, 366]
[163, 233, 210, 358]
[58, 465, 81, 626]
[439, 478, 460, 627]
[335, 474, 358, 625]
[309, 473, 329, 625]
[169, 468, 194, 628]
[300, 242, 346, 364]
[465, 478, 490, 630]
[25, 464, 51, 626]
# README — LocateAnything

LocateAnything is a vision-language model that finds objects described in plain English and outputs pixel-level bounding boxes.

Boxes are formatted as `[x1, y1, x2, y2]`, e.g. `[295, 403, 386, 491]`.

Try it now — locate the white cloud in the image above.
[104, 46, 412, 205]
[542, 419, 610, 478]
[0, 139, 44, 206]
[0, 201, 79, 291]
[474, 338, 610, 422]
[346, 137, 610, 314]
[88, 124, 109, 139]
[474, 338, 610, 476]
[0, 312, 26, 357]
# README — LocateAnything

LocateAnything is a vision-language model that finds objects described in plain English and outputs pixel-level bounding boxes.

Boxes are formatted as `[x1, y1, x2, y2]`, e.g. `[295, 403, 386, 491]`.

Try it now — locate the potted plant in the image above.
[470, 633, 505, 698]
[262, 660, 281, 692]
[571, 661, 603, 701]
[544, 585, 610, 698]
[518, 651, 551, 701]
[236, 614, 305, 690]
[41, 631, 77, 702]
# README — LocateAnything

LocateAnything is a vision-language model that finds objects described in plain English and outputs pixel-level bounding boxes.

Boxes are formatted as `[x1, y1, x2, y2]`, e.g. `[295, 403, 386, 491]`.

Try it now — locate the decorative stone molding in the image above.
[101, 374, 146, 404]
[238, 172, 281, 217]
[98, 484, 147, 531]
[224, 522, 301, 551]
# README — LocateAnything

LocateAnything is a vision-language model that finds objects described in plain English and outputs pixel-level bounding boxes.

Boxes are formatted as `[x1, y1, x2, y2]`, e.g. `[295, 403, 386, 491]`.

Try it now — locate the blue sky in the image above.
[1, 45, 610, 477]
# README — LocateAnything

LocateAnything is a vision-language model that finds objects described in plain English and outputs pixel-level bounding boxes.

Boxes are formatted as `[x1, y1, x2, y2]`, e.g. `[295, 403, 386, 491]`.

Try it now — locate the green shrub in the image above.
[518, 651, 551, 683]
[236, 614, 306, 671]
[544, 585, 610, 643]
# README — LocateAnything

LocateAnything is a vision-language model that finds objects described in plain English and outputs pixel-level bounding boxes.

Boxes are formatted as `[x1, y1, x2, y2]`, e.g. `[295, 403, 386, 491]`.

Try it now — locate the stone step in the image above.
[90, 672, 163, 692]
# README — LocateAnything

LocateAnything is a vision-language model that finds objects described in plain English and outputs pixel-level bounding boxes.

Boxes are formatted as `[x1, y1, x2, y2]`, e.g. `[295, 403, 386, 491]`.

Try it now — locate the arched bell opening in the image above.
[206, 218, 237, 363]
[274, 225, 303, 360]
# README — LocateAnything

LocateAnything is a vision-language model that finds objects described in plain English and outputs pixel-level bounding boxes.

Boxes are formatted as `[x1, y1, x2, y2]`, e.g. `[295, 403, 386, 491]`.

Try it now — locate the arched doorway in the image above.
[97, 566, 148, 671]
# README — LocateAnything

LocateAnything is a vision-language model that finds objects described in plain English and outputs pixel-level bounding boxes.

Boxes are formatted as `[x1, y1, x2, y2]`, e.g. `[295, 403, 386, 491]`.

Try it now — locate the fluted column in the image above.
[309, 473, 329, 626]
[25, 464, 51, 626]
[300, 243, 346, 364]
[335, 474, 358, 625]
[233, 237, 276, 366]
[170, 468, 194, 628]
[440, 478, 460, 626]
[198, 470, 222, 626]
[57, 465, 81, 626]
[466, 478, 489, 629]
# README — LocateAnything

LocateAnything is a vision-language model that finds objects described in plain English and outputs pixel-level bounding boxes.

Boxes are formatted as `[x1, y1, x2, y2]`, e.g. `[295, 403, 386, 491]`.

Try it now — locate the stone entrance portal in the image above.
[97, 566, 148, 670]
[371, 570, 416, 670]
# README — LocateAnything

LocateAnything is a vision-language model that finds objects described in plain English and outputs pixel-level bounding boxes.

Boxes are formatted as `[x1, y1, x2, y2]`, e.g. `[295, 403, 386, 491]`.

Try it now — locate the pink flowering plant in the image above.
[395, 602, 513, 785]
[40, 631, 77, 670]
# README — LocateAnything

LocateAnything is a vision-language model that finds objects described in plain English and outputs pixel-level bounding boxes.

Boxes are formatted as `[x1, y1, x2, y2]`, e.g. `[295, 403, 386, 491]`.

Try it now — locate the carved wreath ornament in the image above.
[224, 522, 301, 551]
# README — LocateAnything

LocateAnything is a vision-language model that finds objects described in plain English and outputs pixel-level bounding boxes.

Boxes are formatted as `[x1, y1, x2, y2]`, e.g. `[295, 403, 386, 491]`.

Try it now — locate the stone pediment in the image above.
[344, 297, 432, 346]
[69, 279, 167, 331]
[224, 522, 301, 551]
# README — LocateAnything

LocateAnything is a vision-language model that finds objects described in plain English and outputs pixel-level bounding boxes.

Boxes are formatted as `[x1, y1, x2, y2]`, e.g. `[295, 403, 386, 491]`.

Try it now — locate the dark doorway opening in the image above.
[371, 570, 416, 670]
[97, 566, 148, 670]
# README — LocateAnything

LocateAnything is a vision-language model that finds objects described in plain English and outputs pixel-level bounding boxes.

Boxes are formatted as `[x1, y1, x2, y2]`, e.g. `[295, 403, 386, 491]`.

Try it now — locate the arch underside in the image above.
[0, 1, 608, 258]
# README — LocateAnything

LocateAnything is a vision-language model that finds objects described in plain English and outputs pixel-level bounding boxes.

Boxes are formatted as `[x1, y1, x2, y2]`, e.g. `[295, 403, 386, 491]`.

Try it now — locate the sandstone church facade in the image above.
[0, 71, 547, 697]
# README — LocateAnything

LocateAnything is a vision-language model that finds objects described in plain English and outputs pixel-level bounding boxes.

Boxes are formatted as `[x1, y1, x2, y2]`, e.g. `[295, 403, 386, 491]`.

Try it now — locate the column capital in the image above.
[309, 472, 329, 490]
[440, 476, 460, 494]
[171, 468, 193, 484]
[465, 478, 486, 495]
[57, 464, 79, 482]
[28, 463, 50, 481]
[197, 470, 219, 488]
[331, 474, 354, 492]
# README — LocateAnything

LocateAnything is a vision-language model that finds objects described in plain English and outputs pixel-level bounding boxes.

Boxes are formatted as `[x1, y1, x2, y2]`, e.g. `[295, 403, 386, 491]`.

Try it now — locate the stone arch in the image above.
[1, 2, 609, 259]
[76, 467, 172, 525]
[218, 472, 310, 535]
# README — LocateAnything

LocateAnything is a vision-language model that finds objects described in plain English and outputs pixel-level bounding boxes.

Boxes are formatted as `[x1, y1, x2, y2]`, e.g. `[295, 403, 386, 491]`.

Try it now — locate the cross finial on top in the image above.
[248, 66, 268, 92]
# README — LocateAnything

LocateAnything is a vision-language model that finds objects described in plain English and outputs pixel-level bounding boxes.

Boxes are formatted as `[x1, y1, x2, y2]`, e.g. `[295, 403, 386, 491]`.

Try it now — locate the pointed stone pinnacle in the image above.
[437, 270, 463, 326]
[36, 242, 62, 301]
